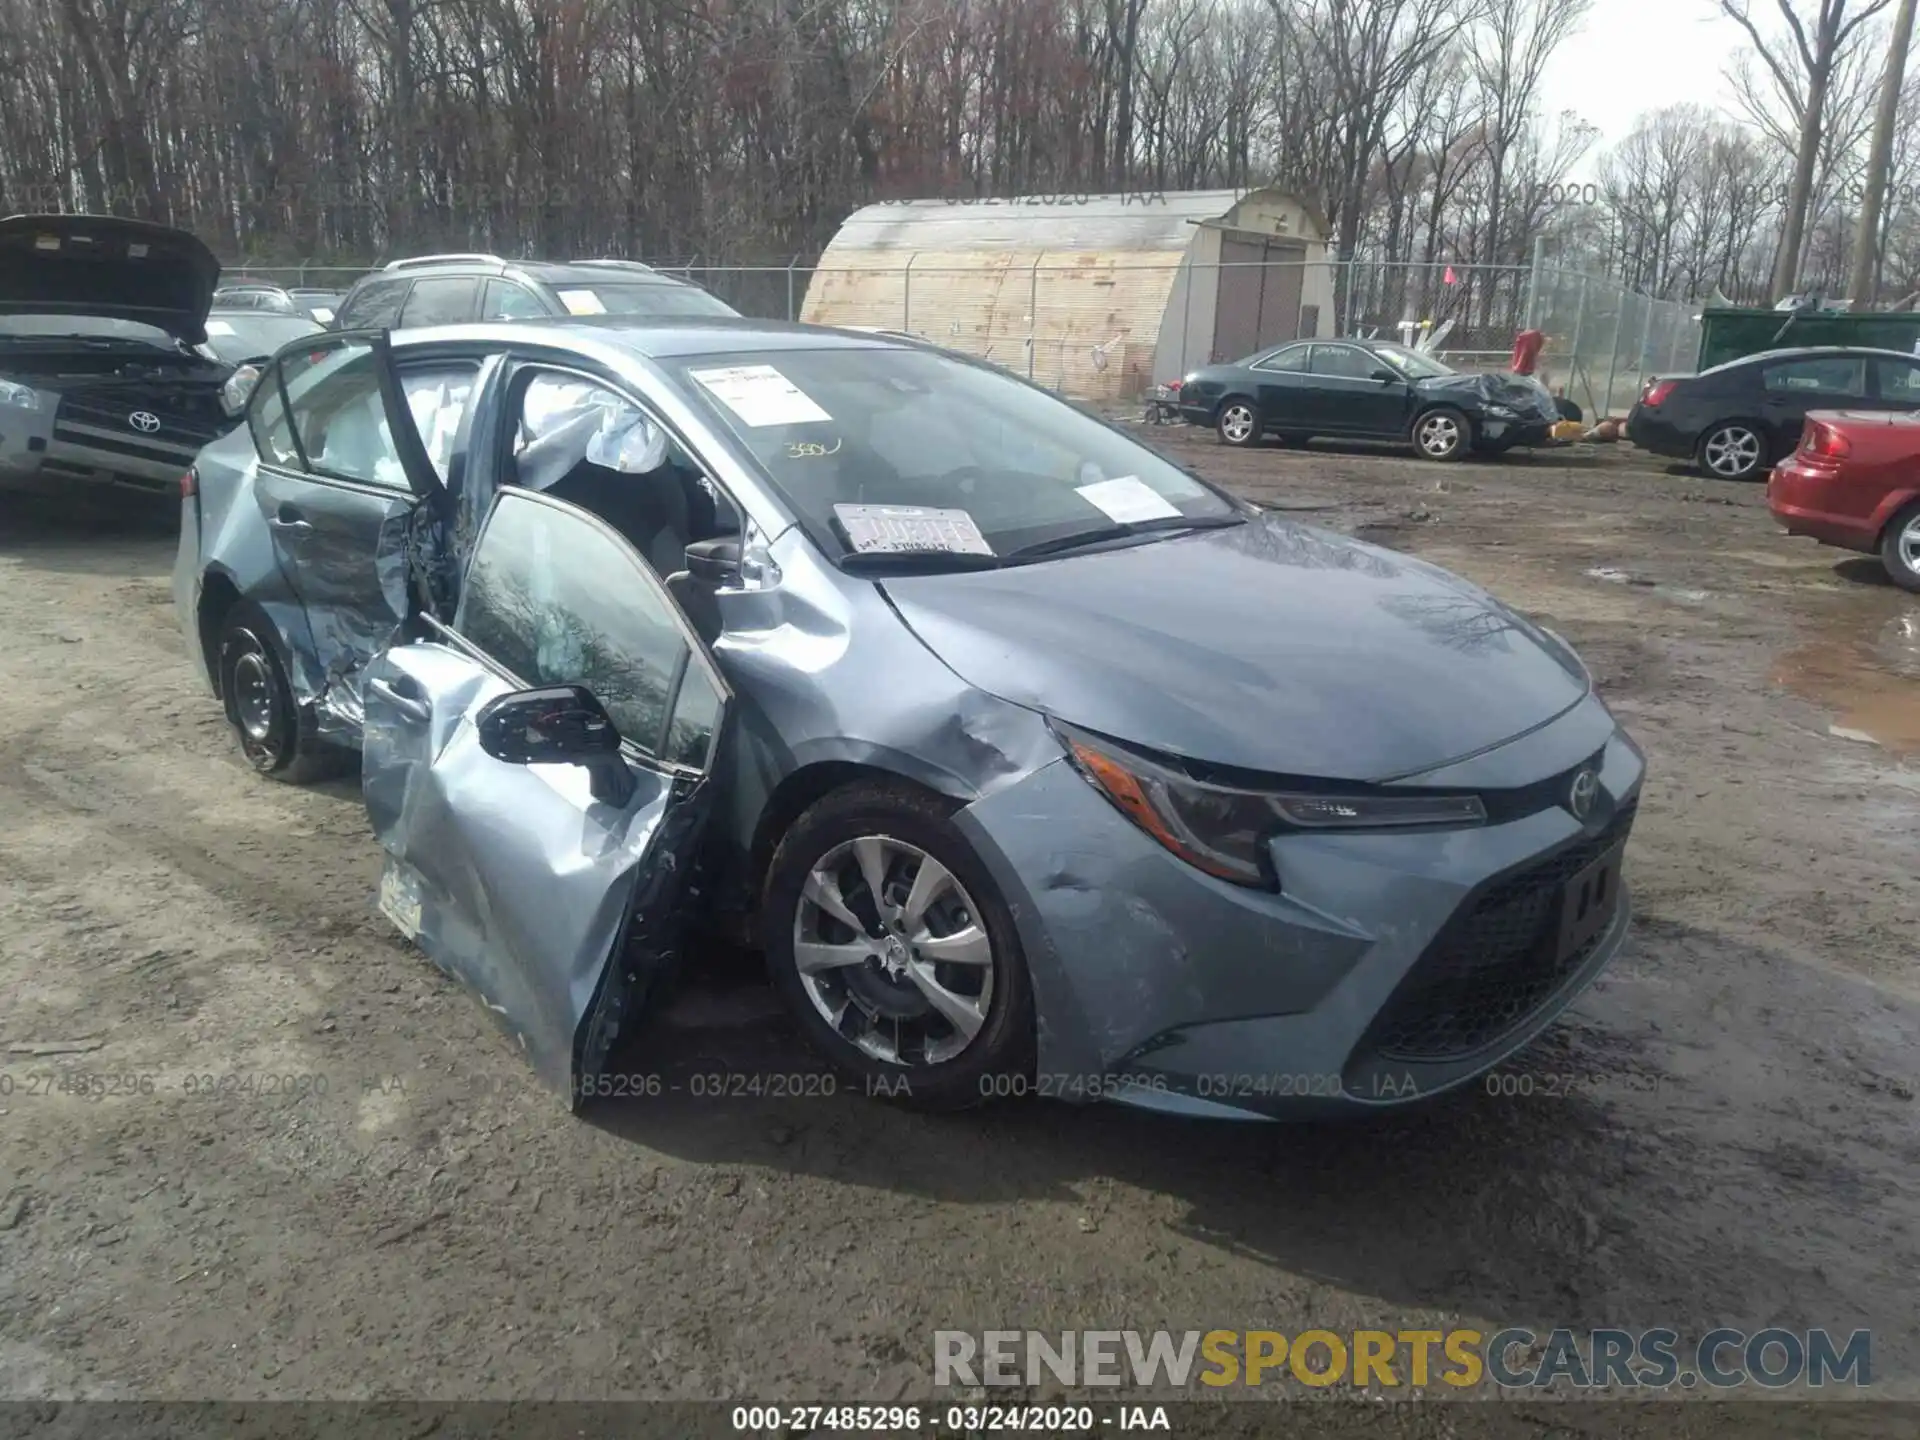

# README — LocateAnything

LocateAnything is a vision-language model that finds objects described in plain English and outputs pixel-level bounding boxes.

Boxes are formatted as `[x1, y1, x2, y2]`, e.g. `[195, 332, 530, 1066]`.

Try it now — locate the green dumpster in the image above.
[1696, 306, 1920, 371]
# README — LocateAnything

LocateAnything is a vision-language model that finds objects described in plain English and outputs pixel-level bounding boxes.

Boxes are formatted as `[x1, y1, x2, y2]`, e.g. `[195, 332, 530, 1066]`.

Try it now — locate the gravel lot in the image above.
[1, 430, 1916, 1429]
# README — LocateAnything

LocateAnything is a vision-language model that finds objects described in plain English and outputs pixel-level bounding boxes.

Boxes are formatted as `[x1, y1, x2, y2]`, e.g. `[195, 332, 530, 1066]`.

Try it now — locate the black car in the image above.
[197, 308, 325, 367]
[1625, 345, 1920, 481]
[1173, 337, 1562, 460]
[330, 254, 740, 330]
[0, 213, 234, 497]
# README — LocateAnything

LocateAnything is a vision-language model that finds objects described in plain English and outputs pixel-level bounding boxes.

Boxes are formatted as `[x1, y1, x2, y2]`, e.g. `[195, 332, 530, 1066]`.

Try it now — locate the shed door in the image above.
[1212, 234, 1307, 361]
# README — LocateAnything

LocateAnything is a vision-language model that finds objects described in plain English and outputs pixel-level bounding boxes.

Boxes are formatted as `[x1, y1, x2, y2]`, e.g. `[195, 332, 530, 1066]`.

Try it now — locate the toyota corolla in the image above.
[173, 317, 1644, 1118]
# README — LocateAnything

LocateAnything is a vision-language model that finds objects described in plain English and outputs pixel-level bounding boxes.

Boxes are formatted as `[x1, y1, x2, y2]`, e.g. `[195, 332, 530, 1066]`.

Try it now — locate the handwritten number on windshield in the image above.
[785, 437, 842, 459]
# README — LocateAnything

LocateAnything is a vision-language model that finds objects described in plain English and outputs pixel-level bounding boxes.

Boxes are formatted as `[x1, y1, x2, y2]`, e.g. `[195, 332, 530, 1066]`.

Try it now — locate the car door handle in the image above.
[268, 505, 313, 533]
[368, 676, 431, 723]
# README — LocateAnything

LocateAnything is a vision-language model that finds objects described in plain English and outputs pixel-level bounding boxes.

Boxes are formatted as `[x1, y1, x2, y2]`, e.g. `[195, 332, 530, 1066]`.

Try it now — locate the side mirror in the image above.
[1370, 368, 1399, 383]
[684, 536, 740, 585]
[474, 683, 633, 805]
[220, 363, 263, 417]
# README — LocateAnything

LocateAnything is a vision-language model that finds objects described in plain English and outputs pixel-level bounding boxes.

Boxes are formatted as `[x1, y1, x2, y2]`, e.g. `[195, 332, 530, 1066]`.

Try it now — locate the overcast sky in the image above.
[1540, 0, 1751, 172]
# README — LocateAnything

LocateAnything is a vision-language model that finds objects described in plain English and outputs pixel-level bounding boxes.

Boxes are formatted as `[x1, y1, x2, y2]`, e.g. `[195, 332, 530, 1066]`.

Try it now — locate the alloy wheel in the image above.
[1901, 514, 1920, 573]
[1417, 413, 1461, 457]
[790, 834, 995, 1067]
[1702, 425, 1762, 478]
[1218, 403, 1257, 444]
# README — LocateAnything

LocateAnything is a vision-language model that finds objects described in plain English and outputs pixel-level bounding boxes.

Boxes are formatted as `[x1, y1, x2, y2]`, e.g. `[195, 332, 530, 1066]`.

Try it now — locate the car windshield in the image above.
[1370, 343, 1454, 379]
[0, 314, 180, 347]
[550, 282, 737, 318]
[670, 345, 1239, 562]
[201, 313, 323, 364]
[216, 290, 299, 314]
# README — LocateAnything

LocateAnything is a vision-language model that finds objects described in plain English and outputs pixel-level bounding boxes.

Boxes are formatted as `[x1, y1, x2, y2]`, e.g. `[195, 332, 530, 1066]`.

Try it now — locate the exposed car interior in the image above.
[501, 372, 739, 642]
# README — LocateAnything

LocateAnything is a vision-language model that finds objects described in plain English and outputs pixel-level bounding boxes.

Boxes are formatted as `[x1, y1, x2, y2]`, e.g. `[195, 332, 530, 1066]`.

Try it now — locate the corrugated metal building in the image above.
[799, 189, 1333, 401]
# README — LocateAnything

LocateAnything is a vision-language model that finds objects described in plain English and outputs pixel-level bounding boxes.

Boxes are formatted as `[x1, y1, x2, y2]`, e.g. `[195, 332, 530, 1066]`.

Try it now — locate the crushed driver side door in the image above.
[361, 486, 731, 1105]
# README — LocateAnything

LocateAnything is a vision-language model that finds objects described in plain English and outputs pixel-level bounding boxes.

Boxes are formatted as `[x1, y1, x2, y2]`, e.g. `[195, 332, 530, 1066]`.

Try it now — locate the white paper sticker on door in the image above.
[1075, 475, 1181, 523]
[557, 289, 607, 315]
[688, 364, 832, 427]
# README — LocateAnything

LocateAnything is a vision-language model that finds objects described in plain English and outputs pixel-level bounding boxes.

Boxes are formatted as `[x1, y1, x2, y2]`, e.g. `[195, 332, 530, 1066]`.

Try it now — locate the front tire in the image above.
[1697, 420, 1767, 480]
[215, 604, 348, 784]
[1882, 502, 1920, 591]
[1215, 397, 1263, 447]
[1412, 406, 1470, 461]
[761, 781, 1035, 1110]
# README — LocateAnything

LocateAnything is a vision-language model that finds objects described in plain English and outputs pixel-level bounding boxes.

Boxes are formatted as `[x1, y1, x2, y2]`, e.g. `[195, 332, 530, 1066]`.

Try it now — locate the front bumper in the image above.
[955, 697, 1645, 1118]
[1478, 416, 1556, 447]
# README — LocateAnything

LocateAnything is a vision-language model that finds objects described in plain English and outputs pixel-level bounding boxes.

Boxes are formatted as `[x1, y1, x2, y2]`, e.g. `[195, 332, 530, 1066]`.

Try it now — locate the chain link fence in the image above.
[226, 257, 1699, 417]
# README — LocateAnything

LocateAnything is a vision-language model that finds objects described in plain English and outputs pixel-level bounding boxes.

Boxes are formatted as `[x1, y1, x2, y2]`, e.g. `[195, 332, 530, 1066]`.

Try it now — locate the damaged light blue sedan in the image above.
[173, 317, 1644, 1118]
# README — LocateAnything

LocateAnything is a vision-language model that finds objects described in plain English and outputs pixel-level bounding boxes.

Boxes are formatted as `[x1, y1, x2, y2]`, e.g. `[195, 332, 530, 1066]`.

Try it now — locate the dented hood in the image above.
[878, 513, 1590, 782]
[0, 214, 220, 345]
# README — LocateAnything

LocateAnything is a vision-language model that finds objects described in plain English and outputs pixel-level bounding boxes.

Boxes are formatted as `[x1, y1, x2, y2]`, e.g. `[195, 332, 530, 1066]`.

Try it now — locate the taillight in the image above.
[1643, 380, 1677, 406]
[1803, 422, 1851, 460]
[180, 467, 198, 498]
[1166, 380, 1182, 392]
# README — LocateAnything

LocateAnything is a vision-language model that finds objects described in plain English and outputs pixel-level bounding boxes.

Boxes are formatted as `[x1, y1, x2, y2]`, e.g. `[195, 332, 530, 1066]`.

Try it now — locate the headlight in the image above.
[1058, 725, 1488, 888]
[0, 379, 47, 410]
[220, 365, 262, 418]
[1485, 403, 1517, 418]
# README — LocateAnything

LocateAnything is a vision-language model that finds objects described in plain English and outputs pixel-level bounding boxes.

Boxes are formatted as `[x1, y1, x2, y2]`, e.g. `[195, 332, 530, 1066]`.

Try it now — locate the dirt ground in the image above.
[1, 427, 1917, 1429]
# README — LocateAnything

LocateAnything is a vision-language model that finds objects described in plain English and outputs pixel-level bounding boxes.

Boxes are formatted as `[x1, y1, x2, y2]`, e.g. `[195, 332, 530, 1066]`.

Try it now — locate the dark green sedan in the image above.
[1171, 337, 1562, 461]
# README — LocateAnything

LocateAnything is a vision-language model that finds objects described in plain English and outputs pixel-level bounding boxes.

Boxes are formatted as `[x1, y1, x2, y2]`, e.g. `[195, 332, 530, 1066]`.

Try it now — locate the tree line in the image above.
[0, 0, 1916, 307]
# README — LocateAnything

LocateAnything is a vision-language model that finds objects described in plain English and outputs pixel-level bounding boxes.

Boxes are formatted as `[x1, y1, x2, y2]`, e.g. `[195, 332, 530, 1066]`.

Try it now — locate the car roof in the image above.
[396, 314, 919, 360]
[1710, 344, 1920, 371]
[358, 258, 702, 290]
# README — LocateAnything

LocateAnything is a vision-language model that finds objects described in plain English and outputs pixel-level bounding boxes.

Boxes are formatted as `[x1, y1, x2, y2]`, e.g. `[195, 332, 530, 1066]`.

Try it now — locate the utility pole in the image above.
[1848, 0, 1920, 307]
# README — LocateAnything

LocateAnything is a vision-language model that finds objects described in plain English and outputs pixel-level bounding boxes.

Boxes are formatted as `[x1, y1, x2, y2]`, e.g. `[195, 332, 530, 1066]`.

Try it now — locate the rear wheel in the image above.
[216, 605, 349, 784]
[761, 781, 1035, 1110]
[1882, 502, 1920, 591]
[1215, 397, 1262, 447]
[1696, 421, 1767, 480]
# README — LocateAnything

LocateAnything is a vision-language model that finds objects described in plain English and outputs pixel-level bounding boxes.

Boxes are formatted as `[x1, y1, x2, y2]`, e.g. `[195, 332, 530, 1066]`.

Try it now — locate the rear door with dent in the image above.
[361, 486, 730, 1105]
[246, 332, 490, 727]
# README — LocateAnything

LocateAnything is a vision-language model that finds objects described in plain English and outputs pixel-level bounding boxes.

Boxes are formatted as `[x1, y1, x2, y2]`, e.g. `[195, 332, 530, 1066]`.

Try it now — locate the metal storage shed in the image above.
[799, 189, 1333, 402]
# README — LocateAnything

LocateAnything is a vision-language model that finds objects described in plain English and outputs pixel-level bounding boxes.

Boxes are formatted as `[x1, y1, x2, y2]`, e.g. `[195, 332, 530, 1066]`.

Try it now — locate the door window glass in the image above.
[1252, 345, 1308, 372]
[399, 277, 479, 327]
[338, 279, 409, 329]
[1309, 345, 1377, 379]
[1763, 357, 1867, 396]
[455, 492, 720, 765]
[480, 280, 549, 320]
[280, 340, 411, 488]
[248, 359, 301, 467]
[1876, 358, 1920, 403]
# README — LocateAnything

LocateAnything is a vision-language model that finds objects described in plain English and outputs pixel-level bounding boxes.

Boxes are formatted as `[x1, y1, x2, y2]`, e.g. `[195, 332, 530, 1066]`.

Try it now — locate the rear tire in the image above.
[1215, 397, 1263, 447]
[1882, 502, 1920, 592]
[216, 604, 350, 784]
[1696, 420, 1767, 480]
[761, 781, 1036, 1111]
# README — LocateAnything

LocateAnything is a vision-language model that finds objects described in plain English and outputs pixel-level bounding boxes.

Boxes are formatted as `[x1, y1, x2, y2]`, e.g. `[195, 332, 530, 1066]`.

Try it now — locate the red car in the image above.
[1768, 410, 1920, 590]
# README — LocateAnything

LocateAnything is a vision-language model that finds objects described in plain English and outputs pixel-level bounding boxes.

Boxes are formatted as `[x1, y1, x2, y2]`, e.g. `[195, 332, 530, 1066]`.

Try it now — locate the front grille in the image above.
[52, 389, 225, 464]
[1362, 798, 1637, 1062]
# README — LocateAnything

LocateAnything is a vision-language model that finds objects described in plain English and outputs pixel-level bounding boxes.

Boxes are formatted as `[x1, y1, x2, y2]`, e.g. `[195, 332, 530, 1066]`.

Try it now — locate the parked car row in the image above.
[1, 215, 741, 497]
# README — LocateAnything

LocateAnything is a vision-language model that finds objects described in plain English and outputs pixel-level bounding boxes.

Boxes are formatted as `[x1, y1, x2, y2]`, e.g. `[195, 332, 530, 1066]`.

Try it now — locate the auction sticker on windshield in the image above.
[690, 363, 832, 427]
[1076, 475, 1181, 523]
[205, 320, 236, 336]
[557, 289, 607, 316]
[834, 503, 992, 555]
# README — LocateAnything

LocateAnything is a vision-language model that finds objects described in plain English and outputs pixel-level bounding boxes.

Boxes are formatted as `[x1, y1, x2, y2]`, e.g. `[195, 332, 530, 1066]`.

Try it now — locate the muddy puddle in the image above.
[1774, 612, 1920, 756]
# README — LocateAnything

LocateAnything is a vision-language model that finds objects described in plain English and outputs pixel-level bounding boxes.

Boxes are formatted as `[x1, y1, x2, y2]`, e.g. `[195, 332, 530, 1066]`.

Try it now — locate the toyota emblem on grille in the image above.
[128, 411, 161, 433]
[1567, 768, 1599, 820]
